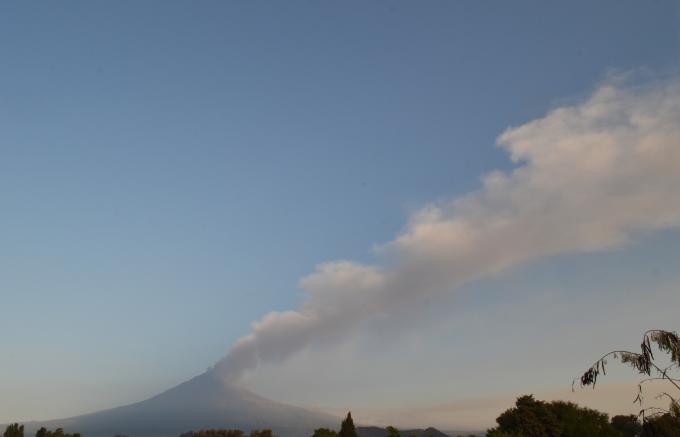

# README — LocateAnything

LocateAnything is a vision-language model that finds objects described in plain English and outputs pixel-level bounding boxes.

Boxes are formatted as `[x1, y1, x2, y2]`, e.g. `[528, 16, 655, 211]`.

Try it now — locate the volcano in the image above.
[21, 370, 337, 437]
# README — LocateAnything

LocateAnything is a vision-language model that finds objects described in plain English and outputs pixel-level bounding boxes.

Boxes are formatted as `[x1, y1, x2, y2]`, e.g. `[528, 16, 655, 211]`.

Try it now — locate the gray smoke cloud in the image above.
[214, 75, 680, 381]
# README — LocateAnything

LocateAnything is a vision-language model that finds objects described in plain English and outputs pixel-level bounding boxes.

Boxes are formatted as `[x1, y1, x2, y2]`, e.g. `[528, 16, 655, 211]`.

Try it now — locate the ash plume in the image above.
[214, 76, 680, 381]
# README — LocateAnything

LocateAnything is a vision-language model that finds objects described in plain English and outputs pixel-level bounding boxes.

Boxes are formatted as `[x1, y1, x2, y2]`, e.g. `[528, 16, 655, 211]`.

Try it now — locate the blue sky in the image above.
[1, 0, 680, 428]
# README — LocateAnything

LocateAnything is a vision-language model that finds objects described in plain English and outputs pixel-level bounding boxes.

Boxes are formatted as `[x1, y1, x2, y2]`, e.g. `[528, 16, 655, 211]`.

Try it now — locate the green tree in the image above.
[488, 395, 620, 437]
[311, 428, 338, 437]
[3, 424, 23, 437]
[491, 395, 561, 437]
[339, 412, 357, 437]
[550, 400, 618, 437]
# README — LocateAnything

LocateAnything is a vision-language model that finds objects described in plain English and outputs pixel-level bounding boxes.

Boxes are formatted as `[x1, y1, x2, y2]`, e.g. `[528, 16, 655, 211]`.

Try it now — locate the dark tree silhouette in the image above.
[311, 428, 338, 437]
[3, 424, 23, 437]
[488, 395, 561, 437]
[385, 426, 400, 437]
[487, 394, 621, 437]
[178, 429, 271, 437]
[610, 414, 642, 436]
[29, 428, 79, 437]
[179, 430, 244, 437]
[339, 412, 357, 437]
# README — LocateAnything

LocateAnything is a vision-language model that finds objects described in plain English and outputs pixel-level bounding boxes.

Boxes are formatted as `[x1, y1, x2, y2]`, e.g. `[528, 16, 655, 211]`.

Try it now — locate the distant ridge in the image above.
[357, 426, 450, 437]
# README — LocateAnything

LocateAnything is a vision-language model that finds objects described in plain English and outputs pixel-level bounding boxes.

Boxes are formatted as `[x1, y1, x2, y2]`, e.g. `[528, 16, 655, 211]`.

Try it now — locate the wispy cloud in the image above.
[214, 75, 680, 381]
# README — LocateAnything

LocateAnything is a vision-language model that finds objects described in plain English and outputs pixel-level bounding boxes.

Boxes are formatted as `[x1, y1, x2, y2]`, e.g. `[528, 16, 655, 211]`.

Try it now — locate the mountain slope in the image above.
[21, 370, 337, 437]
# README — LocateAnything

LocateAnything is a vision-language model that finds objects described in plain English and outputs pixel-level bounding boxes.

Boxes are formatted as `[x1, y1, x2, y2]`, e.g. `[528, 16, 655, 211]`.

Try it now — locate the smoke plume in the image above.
[214, 76, 680, 381]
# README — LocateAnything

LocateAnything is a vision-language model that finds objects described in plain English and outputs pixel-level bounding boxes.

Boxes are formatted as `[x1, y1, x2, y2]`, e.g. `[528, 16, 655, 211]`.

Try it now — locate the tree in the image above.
[485, 431, 519, 437]
[610, 415, 642, 437]
[488, 394, 621, 437]
[3, 424, 23, 437]
[385, 426, 400, 437]
[179, 430, 245, 437]
[576, 329, 680, 430]
[311, 428, 338, 437]
[338, 412, 357, 437]
[642, 412, 680, 436]
[549, 400, 618, 437]
[490, 395, 560, 437]
[31, 428, 79, 437]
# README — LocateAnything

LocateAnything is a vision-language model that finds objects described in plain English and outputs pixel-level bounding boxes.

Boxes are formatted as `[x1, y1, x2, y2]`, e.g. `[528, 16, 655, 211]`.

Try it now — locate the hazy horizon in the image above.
[2, 1, 680, 431]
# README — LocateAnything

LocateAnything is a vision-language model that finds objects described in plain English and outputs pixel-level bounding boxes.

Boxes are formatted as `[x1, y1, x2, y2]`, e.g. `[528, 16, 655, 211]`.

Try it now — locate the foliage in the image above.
[339, 412, 357, 437]
[577, 329, 680, 427]
[3, 424, 23, 437]
[610, 415, 641, 437]
[487, 394, 621, 437]
[179, 430, 245, 437]
[385, 426, 400, 437]
[550, 400, 619, 437]
[2, 426, 79, 437]
[578, 331, 679, 388]
[485, 431, 521, 437]
[34, 428, 80, 437]
[641, 412, 680, 436]
[312, 429, 338, 437]
[179, 430, 272, 437]
[490, 395, 560, 437]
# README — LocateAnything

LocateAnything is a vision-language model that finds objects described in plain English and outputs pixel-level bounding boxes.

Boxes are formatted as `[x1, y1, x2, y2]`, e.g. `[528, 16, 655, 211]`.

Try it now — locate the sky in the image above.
[1, 0, 680, 430]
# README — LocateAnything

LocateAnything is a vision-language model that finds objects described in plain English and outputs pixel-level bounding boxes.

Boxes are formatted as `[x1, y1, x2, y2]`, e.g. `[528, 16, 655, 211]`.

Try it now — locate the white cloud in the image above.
[214, 76, 680, 383]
